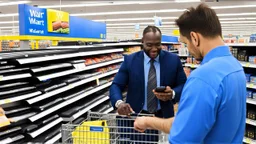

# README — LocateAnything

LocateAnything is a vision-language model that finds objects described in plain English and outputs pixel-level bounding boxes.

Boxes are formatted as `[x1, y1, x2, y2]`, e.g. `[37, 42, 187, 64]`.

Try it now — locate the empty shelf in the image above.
[29, 82, 112, 122]
[27, 69, 118, 104]
[36, 58, 123, 81]
[16, 49, 123, 65]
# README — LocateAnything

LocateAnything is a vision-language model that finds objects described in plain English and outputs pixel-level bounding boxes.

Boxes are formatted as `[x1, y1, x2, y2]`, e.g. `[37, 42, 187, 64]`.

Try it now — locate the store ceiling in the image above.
[1, 0, 256, 40]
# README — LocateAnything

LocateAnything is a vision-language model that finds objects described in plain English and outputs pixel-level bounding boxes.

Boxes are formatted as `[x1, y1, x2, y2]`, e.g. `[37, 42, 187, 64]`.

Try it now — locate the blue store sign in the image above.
[19, 4, 106, 39]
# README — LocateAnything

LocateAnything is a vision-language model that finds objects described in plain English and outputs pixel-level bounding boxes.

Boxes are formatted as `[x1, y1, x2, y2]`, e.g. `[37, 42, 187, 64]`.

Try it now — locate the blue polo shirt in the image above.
[169, 46, 246, 143]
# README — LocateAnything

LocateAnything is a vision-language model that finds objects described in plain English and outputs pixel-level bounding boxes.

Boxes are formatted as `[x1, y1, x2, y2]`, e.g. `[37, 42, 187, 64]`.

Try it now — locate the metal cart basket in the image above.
[62, 111, 169, 144]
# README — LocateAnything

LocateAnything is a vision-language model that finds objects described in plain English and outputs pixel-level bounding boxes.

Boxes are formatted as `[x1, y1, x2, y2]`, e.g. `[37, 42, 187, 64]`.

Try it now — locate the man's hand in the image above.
[134, 117, 150, 133]
[153, 86, 173, 101]
[117, 103, 134, 115]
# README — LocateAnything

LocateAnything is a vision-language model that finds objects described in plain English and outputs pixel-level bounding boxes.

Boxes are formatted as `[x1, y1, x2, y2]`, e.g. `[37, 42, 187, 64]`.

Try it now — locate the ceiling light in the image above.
[107, 22, 175, 26]
[94, 17, 178, 22]
[107, 25, 177, 29]
[221, 21, 256, 24]
[0, 1, 29, 6]
[71, 9, 185, 16]
[218, 13, 256, 17]
[212, 5, 256, 9]
[0, 13, 18, 18]
[0, 21, 18, 24]
[0, 26, 18, 29]
[219, 17, 256, 21]
[41, 2, 170, 8]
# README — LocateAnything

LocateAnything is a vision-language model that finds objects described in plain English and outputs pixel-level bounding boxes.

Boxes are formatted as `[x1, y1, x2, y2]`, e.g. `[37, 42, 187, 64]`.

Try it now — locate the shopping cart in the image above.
[61, 111, 169, 144]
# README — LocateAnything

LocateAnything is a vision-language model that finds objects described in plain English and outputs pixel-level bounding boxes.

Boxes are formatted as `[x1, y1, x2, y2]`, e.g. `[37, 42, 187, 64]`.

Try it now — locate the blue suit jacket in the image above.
[110, 50, 187, 118]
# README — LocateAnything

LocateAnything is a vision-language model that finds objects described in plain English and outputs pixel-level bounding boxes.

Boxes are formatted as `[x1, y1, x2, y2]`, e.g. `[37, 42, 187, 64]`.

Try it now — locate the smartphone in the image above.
[155, 86, 166, 92]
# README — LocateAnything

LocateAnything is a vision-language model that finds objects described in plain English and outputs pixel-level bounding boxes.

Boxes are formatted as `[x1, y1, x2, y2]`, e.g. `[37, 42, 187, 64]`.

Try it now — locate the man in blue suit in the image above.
[110, 25, 186, 118]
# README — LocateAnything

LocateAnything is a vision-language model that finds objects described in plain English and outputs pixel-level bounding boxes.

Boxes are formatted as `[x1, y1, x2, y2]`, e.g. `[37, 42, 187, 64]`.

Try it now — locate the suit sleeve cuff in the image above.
[172, 90, 176, 99]
[115, 100, 124, 108]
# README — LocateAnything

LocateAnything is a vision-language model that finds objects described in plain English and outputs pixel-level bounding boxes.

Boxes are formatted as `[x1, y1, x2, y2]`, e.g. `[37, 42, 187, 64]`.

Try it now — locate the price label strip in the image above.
[246, 63, 250, 67]
[249, 83, 254, 89]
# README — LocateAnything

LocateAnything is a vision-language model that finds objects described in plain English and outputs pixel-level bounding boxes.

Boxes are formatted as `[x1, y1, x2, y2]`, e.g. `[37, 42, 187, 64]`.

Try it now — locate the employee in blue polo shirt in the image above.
[134, 3, 246, 143]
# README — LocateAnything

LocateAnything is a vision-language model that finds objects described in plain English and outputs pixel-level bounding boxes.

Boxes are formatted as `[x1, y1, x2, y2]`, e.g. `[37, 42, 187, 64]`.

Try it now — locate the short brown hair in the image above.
[175, 3, 222, 40]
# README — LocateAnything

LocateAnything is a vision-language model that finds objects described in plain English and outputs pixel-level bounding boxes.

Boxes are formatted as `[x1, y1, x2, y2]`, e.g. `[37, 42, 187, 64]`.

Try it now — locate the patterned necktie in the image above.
[147, 59, 158, 113]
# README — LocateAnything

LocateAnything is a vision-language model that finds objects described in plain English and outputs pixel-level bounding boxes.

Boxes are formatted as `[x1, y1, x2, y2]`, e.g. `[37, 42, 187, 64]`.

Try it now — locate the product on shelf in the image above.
[123, 46, 141, 55]
[246, 74, 251, 82]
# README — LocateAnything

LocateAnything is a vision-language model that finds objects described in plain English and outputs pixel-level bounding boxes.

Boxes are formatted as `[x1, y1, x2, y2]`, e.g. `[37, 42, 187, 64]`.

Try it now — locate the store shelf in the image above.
[240, 61, 256, 68]
[37, 58, 123, 81]
[31, 63, 73, 73]
[103, 107, 114, 114]
[0, 73, 32, 82]
[29, 82, 112, 122]
[247, 98, 256, 105]
[179, 55, 189, 57]
[246, 83, 256, 89]
[246, 118, 256, 126]
[227, 43, 256, 47]
[184, 63, 200, 68]
[162, 42, 180, 45]
[169, 50, 178, 53]
[44, 133, 61, 144]
[243, 137, 256, 144]
[16, 49, 123, 65]
[0, 91, 42, 105]
[27, 69, 118, 104]
[28, 117, 63, 138]
[97, 42, 142, 47]
[68, 96, 110, 121]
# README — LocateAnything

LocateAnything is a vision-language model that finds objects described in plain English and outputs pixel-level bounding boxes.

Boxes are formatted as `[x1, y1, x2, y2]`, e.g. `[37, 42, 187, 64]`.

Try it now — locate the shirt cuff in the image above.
[115, 100, 124, 108]
[172, 90, 176, 99]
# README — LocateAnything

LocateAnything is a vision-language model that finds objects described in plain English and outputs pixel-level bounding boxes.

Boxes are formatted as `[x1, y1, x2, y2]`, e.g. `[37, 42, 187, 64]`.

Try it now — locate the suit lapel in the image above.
[160, 50, 165, 86]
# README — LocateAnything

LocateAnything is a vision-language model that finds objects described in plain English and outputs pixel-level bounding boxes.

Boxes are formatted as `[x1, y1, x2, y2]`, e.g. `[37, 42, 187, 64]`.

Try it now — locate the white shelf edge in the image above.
[243, 137, 256, 144]
[169, 50, 178, 53]
[29, 82, 112, 122]
[161, 42, 180, 45]
[71, 96, 110, 121]
[247, 98, 256, 105]
[27, 70, 118, 104]
[0, 91, 42, 105]
[246, 83, 256, 90]
[103, 107, 114, 114]
[17, 49, 123, 64]
[28, 117, 63, 138]
[44, 133, 61, 144]
[31, 63, 72, 73]
[179, 55, 189, 57]
[227, 43, 256, 47]
[240, 61, 256, 68]
[0, 73, 31, 81]
[37, 58, 123, 81]
[184, 63, 200, 68]
[246, 118, 256, 126]
[98, 42, 142, 47]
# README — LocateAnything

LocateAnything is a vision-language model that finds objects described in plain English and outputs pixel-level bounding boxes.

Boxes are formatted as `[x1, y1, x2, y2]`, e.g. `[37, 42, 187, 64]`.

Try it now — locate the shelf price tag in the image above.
[191, 64, 195, 68]
[246, 63, 250, 67]
[4, 99, 11, 104]
[96, 78, 100, 86]
[0, 75, 3, 81]
[68, 85, 74, 89]
[245, 138, 251, 143]
[249, 83, 254, 88]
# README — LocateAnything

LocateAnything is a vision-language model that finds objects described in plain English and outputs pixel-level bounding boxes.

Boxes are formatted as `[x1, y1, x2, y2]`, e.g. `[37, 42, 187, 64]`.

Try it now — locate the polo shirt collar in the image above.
[201, 45, 231, 65]
[144, 52, 160, 63]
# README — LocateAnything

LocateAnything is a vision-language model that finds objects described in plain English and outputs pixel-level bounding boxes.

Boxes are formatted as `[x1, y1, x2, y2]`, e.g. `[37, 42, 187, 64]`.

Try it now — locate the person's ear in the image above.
[190, 32, 199, 47]
[141, 37, 144, 44]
